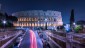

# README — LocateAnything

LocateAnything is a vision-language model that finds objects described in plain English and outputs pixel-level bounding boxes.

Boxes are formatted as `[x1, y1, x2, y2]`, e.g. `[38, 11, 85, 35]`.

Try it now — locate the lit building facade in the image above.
[12, 10, 63, 27]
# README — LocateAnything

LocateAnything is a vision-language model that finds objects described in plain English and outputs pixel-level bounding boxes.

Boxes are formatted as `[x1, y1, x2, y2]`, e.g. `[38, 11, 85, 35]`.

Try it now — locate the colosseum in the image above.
[12, 10, 63, 28]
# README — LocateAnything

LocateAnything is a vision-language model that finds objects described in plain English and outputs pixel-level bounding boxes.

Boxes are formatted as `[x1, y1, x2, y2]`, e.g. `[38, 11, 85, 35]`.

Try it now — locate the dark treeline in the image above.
[0, 12, 17, 28]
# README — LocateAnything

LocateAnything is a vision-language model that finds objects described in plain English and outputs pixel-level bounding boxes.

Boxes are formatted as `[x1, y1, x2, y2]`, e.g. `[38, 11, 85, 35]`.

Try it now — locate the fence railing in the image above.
[0, 32, 22, 48]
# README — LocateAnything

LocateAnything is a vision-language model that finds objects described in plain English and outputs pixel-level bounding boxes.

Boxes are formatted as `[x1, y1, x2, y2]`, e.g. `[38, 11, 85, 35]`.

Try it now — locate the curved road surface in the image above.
[19, 29, 43, 48]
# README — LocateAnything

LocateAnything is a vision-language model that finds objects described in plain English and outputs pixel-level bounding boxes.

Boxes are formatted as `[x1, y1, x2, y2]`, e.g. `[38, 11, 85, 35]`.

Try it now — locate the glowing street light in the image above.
[2, 20, 7, 31]
[73, 22, 76, 31]
[45, 18, 47, 30]
[73, 22, 76, 25]
[3, 20, 7, 24]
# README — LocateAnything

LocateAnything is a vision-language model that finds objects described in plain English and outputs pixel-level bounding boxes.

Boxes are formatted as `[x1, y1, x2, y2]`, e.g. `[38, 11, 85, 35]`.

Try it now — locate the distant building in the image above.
[76, 20, 85, 25]
[12, 10, 63, 28]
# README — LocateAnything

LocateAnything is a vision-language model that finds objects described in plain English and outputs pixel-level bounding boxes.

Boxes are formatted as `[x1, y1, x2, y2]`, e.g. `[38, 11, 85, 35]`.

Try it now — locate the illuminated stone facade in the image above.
[12, 10, 63, 27]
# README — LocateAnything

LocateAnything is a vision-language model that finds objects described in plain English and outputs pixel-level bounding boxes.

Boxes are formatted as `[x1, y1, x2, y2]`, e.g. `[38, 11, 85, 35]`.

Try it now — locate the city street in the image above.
[17, 29, 60, 48]
[18, 29, 43, 48]
[0, 0, 85, 48]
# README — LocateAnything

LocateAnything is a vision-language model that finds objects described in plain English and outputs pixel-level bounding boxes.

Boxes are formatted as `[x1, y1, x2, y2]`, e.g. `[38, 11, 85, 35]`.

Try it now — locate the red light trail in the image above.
[29, 30, 37, 48]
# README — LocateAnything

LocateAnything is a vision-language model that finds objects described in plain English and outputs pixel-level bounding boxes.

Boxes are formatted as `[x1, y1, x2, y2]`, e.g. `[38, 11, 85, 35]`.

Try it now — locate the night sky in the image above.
[0, 0, 85, 24]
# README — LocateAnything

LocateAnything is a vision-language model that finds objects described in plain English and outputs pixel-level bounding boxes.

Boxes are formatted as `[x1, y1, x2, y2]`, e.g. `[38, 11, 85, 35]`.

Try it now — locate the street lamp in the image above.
[37, 21, 39, 27]
[73, 22, 76, 32]
[3, 20, 6, 24]
[2, 20, 7, 31]
[73, 22, 76, 25]
[45, 18, 47, 30]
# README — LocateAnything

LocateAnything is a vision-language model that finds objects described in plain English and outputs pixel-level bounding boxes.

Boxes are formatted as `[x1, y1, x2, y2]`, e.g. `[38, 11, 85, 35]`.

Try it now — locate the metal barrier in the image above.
[45, 30, 85, 48]
[0, 32, 22, 48]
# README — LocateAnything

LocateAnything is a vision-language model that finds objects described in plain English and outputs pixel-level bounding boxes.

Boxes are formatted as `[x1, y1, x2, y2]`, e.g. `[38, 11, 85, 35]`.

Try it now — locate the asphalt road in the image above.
[18, 30, 43, 48]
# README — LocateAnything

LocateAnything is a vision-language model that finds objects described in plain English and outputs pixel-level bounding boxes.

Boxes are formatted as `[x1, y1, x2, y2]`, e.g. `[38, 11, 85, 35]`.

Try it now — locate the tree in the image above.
[0, 12, 18, 28]
[76, 20, 85, 30]
[6, 16, 18, 22]
[70, 9, 75, 31]
[74, 25, 82, 33]
[6, 15, 18, 27]
[70, 9, 75, 26]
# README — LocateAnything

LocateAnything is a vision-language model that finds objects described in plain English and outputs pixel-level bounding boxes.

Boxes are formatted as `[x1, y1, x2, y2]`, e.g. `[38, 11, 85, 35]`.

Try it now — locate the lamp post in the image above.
[2, 20, 6, 32]
[73, 22, 76, 32]
[45, 18, 47, 30]
[38, 21, 39, 27]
